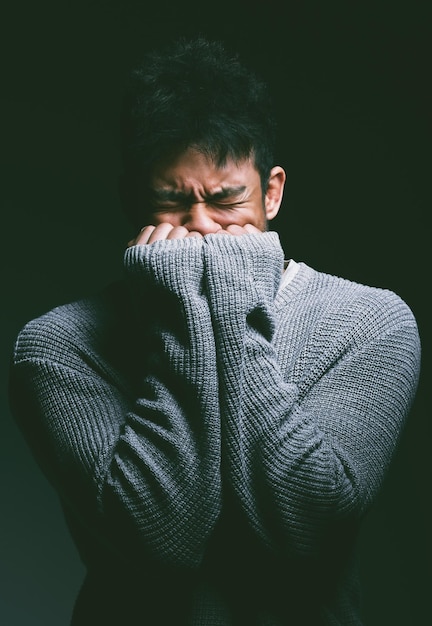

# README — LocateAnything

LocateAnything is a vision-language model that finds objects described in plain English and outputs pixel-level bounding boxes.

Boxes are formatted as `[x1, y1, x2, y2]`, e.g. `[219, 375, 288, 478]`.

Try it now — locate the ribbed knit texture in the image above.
[9, 232, 421, 625]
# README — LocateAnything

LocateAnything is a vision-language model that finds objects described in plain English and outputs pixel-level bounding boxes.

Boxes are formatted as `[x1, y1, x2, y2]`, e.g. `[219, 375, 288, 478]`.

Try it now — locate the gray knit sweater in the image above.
[9, 232, 421, 625]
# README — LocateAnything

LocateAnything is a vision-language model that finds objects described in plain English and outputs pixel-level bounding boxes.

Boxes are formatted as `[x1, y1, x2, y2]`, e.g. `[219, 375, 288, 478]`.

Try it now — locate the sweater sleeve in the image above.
[202, 231, 421, 558]
[9, 237, 221, 568]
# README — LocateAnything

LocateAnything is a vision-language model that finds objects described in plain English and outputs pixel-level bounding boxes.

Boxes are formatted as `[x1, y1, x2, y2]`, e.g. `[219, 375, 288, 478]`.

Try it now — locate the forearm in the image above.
[203, 232, 421, 557]
[10, 237, 222, 568]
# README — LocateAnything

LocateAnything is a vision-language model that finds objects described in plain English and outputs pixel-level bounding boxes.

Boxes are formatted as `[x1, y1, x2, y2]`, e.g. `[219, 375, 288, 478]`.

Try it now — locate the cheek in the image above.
[149, 212, 183, 226]
[213, 209, 267, 230]
[245, 207, 268, 230]
[253, 210, 268, 230]
[214, 213, 241, 227]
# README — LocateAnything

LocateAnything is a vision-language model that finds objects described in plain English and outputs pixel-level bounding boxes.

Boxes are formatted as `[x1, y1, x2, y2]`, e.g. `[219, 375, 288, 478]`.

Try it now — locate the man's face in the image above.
[144, 146, 284, 236]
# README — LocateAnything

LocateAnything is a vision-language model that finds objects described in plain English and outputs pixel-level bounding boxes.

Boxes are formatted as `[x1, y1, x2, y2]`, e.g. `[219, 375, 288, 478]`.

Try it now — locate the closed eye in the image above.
[149, 186, 248, 207]
[210, 201, 243, 210]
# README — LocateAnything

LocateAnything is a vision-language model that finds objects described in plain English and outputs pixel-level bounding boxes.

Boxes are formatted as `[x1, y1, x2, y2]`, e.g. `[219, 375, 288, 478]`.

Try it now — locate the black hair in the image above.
[120, 36, 278, 226]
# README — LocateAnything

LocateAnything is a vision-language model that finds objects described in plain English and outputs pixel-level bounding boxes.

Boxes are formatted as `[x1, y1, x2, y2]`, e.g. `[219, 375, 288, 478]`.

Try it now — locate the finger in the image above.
[166, 226, 190, 239]
[129, 225, 156, 246]
[185, 231, 203, 238]
[243, 223, 262, 234]
[213, 228, 232, 235]
[139, 225, 156, 241]
[147, 223, 174, 243]
[225, 224, 247, 236]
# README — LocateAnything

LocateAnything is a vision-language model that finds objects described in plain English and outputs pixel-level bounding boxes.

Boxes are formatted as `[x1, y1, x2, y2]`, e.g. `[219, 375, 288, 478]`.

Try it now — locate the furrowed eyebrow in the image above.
[148, 186, 247, 202]
[210, 186, 246, 200]
[149, 189, 187, 202]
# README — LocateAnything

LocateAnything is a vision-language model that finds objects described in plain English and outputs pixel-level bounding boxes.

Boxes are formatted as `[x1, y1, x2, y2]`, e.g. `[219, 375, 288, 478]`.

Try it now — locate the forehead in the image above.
[149, 147, 260, 190]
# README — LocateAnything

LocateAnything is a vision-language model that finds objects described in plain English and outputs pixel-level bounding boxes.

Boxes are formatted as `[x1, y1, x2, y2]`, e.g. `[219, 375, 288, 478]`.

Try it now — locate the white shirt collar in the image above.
[279, 259, 300, 291]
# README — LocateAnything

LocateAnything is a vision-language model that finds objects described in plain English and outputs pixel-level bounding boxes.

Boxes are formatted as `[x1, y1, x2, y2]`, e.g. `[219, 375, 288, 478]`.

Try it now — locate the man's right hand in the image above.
[127, 224, 203, 247]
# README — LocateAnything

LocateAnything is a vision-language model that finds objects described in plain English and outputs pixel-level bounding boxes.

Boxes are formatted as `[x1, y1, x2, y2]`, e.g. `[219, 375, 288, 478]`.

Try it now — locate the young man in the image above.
[9, 37, 421, 625]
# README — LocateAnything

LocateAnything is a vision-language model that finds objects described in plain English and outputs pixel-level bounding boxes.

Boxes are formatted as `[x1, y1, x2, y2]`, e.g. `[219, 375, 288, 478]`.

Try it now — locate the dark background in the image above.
[1, 1, 430, 624]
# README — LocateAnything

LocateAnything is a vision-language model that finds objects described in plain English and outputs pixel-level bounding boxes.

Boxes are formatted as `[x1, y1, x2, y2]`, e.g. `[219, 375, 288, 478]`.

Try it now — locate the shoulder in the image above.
[279, 262, 420, 348]
[12, 281, 131, 368]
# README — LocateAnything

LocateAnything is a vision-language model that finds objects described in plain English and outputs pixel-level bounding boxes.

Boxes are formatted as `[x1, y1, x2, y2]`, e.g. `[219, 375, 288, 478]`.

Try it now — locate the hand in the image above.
[127, 223, 203, 247]
[127, 222, 262, 247]
[214, 224, 262, 236]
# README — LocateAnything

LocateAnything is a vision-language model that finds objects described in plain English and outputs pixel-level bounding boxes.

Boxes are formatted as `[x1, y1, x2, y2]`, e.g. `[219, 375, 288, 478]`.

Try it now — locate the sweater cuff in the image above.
[203, 231, 285, 301]
[124, 237, 204, 292]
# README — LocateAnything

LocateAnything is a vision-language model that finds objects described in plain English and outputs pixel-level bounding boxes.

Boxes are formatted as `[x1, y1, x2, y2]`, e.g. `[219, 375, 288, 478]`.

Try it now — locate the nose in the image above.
[182, 203, 221, 235]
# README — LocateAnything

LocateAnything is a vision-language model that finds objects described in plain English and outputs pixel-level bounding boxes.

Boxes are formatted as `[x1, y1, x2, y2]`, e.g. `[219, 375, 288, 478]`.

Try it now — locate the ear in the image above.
[264, 166, 286, 221]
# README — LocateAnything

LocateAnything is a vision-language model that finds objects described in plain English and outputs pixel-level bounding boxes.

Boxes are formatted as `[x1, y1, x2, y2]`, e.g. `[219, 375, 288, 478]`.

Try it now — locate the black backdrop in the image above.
[1, 1, 430, 624]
